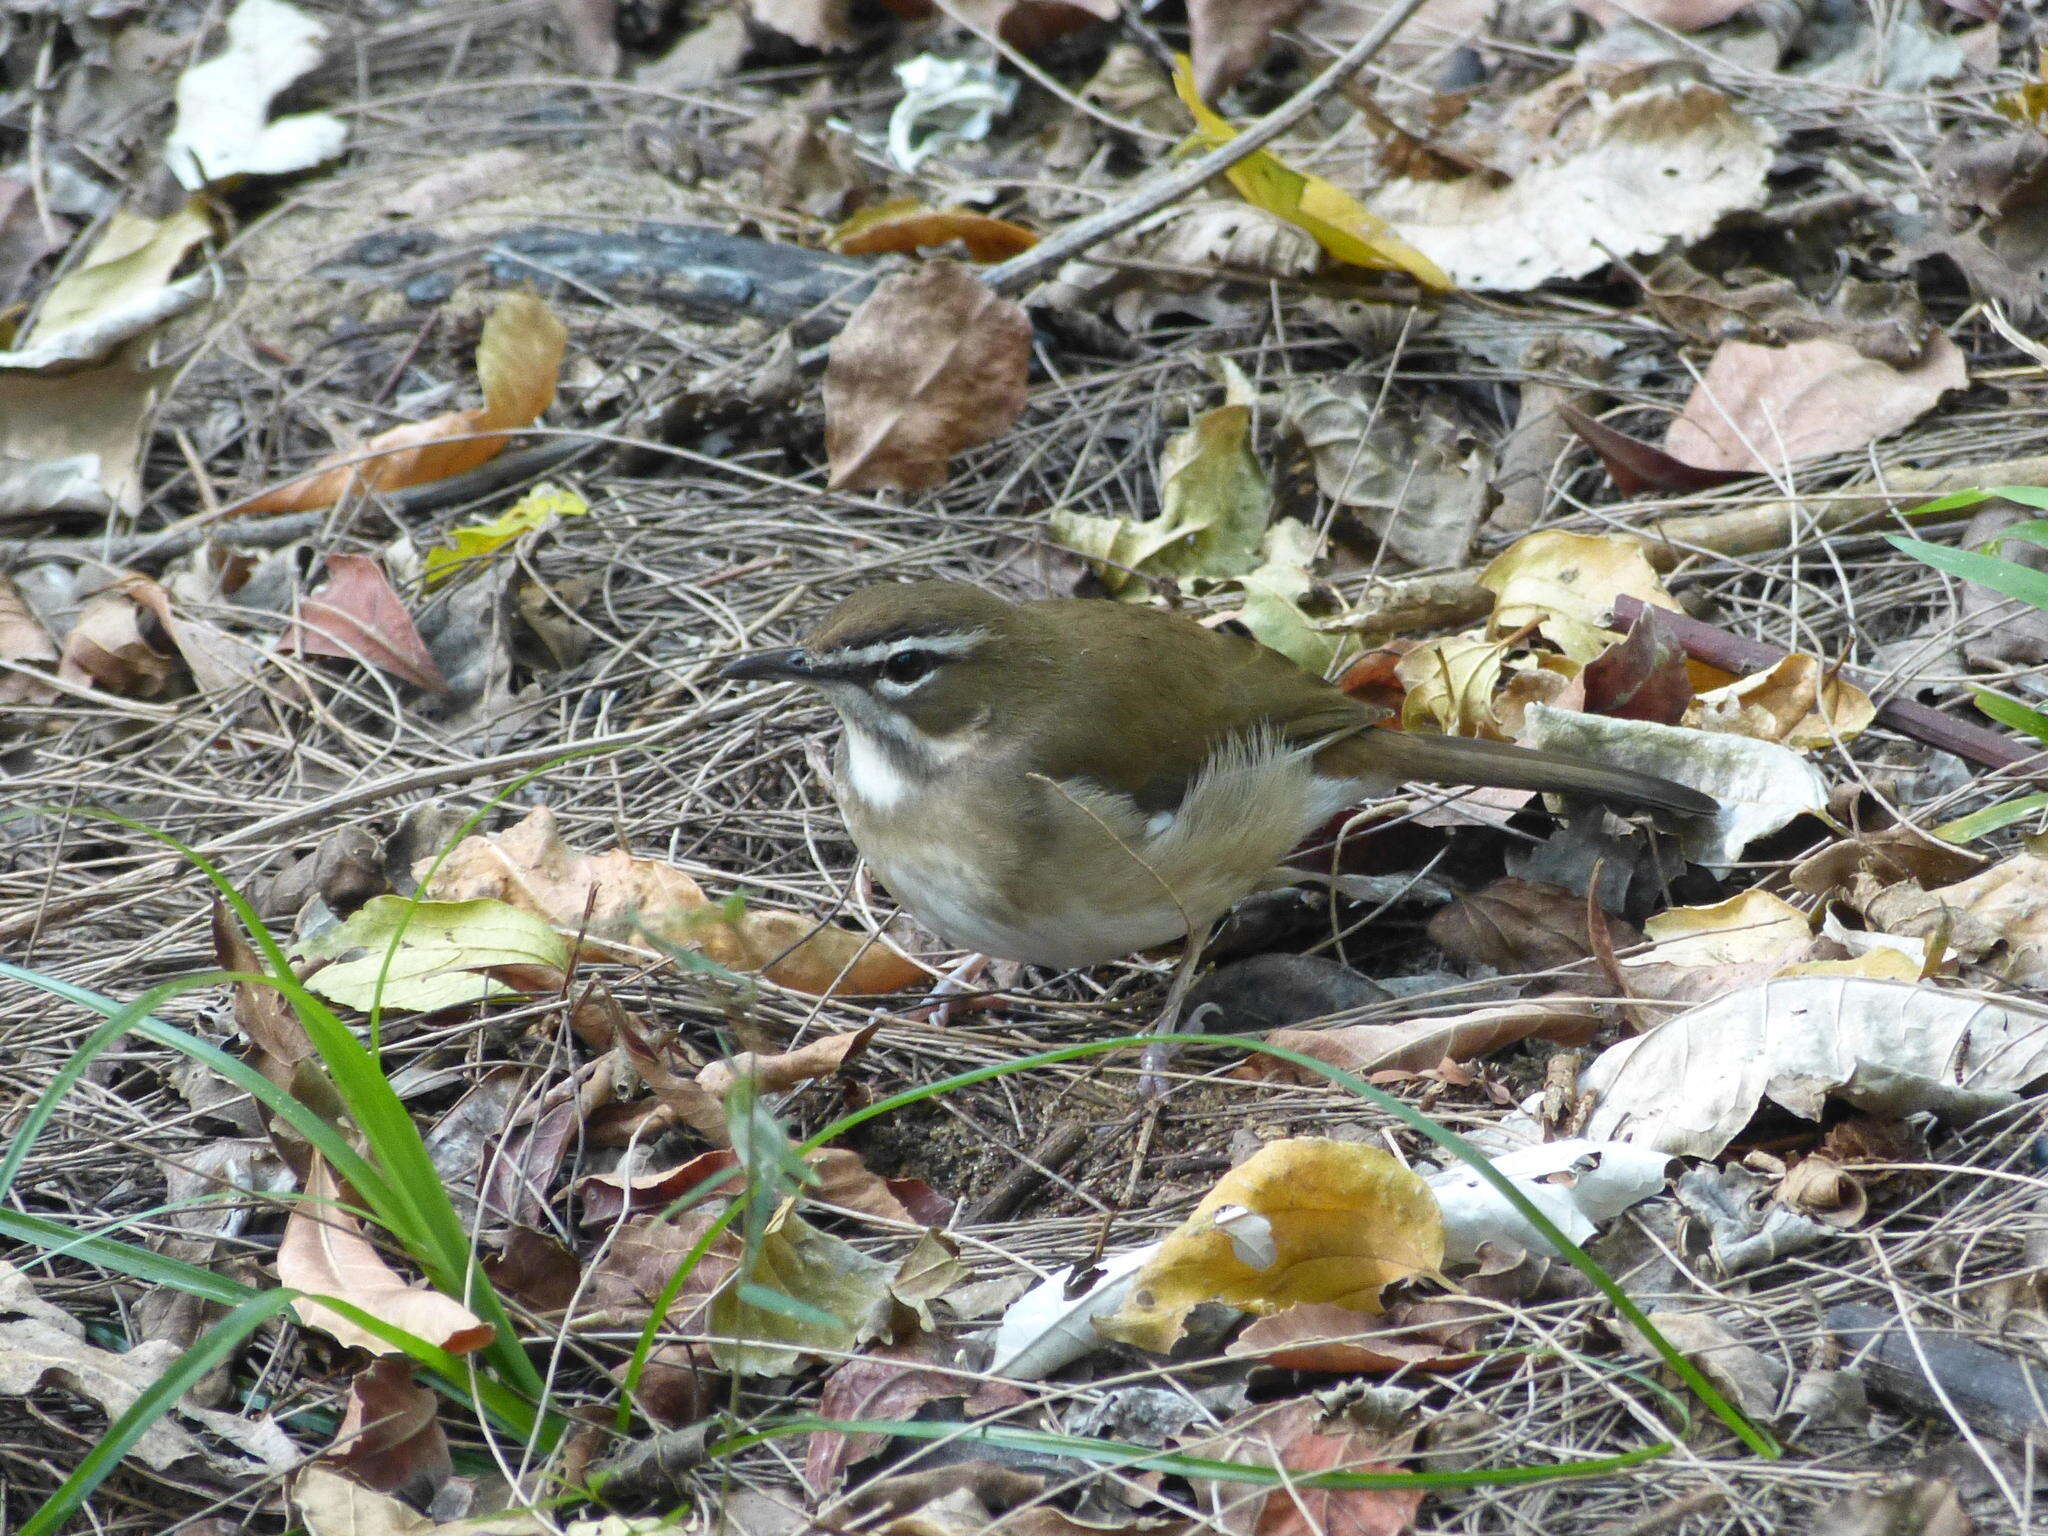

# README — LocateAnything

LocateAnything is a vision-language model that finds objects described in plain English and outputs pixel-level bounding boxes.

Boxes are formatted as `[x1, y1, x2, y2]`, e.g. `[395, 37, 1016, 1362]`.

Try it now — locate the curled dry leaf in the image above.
[242, 292, 567, 514]
[1883, 846, 2048, 987]
[328, 1357, 450, 1501]
[165, 0, 348, 188]
[1557, 401, 1752, 497]
[1280, 383, 1488, 568]
[1572, 605, 1693, 725]
[1429, 1138, 1672, 1262]
[1664, 335, 1968, 473]
[278, 1159, 495, 1357]
[7, 198, 211, 369]
[56, 579, 179, 698]
[1244, 999, 1602, 1081]
[824, 261, 1031, 492]
[1362, 77, 1773, 293]
[806, 1336, 969, 1488]
[1188, 0, 1307, 99]
[1618, 888, 1814, 1003]
[1575, 976, 2048, 1157]
[1479, 529, 1681, 664]
[831, 199, 1038, 262]
[421, 805, 922, 995]
[1102, 1137, 1443, 1353]
[1689, 654, 1875, 750]
[283, 553, 448, 692]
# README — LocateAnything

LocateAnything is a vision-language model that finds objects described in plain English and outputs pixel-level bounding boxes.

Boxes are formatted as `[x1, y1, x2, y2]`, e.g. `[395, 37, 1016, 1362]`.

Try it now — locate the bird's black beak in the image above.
[719, 647, 811, 685]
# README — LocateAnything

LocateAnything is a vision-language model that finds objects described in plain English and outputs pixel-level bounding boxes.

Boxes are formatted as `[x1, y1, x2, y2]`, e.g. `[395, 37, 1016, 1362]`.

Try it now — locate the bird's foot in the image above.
[907, 953, 993, 1026]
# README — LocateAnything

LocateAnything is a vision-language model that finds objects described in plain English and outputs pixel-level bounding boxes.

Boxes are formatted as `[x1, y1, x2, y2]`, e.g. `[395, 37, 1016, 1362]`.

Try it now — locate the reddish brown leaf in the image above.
[824, 261, 1031, 492]
[1428, 878, 1643, 979]
[1557, 402, 1746, 496]
[481, 1226, 582, 1315]
[1334, 643, 1414, 714]
[327, 1358, 450, 1501]
[1229, 1300, 1488, 1374]
[1242, 1000, 1601, 1081]
[283, 554, 447, 692]
[1192, 1398, 1421, 1536]
[805, 1337, 967, 1488]
[1576, 604, 1692, 724]
[876, 0, 1116, 51]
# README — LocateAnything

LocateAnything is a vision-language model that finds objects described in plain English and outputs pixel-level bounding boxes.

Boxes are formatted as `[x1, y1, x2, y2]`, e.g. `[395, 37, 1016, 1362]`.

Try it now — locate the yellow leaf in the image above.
[424, 482, 588, 587]
[300, 896, 568, 1012]
[23, 198, 211, 345]
[1171, 57, 1452, 292]
[1688, 653, 1875, 751]
[1479, 530, 1681, 665]
[1396, 634, 1511, 736]
[1103, 1137, 1442, 1354]
[1639, 889, 1811, 967]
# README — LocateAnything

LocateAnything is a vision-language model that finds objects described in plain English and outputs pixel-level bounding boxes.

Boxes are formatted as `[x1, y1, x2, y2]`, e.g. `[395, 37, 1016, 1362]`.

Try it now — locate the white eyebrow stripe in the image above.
[814, 629, 987, 670]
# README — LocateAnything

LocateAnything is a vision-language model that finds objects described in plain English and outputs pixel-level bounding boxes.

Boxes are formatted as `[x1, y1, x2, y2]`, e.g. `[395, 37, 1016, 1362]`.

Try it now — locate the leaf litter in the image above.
[10, 0, 2048, 1533]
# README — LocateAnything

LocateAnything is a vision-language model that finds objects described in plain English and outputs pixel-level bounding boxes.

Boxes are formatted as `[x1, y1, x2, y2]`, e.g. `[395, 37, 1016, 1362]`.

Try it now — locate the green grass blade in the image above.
[704, 1417, 1667, 1491]
[14, 1290, 300, 1536]
[0, 1210, 259, 1304]
[1973, 688, 2048, 745]
[1935, 791, 2048, 843]
[1900, 485, 2048, 517]
[1890, 535, 2048, 612]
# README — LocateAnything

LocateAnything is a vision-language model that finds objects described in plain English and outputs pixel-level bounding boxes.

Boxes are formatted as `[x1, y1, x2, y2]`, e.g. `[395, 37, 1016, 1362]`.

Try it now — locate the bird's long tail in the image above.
[1328, 727, 1717, 817]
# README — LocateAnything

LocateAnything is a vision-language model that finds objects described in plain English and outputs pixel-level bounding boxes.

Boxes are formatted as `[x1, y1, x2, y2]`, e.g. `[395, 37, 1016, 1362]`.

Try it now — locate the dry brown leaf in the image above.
[0, 354, 166, 518]
[751, 0, 857, 49]
[291, 1466, 561, 1536]
[1362, 77, 1773, 292]
[422, 806, 920, 994]
[1902, 847, 2048, 985]
[1104, 1138, 1444, 1353]
[241, 292, 567, 514]
[1229, 1299, 1485, 1374]
[1193, 1397, 1422, 1536]
[824, 261, 1031, 492]
[806, 1337, 968, 1489]
[1188, 0, 1308, 99]
[1281, 384, 1488, 568]
[1245, 1000, 1601, 1080]
[278, 1159, 495, 1357]
[1664, 335, 1967, 472]
[327, 1358, 450, 1501]
[56, 578, 180, 697]
[1428, 877, 1643, 979]
[282, 553, 447, 693]
[1570, 605, 1692, 724]
[0, 571, 60, 708]
[1688, 654, 1875, 749]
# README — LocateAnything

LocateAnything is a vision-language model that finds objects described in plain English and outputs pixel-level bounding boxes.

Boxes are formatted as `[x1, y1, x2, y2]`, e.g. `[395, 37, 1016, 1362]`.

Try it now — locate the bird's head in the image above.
[719, 582, 1026, 753]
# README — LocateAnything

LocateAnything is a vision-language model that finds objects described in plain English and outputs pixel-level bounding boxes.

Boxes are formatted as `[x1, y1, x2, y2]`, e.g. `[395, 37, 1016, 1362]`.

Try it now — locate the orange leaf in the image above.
[240, 292, 566, 514]
[832, 199, 1039, 262]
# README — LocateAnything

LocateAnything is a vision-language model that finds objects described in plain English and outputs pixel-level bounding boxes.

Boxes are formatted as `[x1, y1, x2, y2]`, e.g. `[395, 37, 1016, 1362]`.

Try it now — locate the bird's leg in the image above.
[1138, 918, 1213, 1099]
[908, 953, 991, 1026]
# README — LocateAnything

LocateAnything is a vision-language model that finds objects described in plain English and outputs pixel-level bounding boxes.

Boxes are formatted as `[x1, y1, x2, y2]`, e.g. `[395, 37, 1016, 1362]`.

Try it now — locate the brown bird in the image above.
[722, 582, 1713, 970]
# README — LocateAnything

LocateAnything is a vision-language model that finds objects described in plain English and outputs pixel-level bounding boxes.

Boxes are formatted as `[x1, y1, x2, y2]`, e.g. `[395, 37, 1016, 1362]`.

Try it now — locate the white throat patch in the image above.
[841, 725, 913, 810]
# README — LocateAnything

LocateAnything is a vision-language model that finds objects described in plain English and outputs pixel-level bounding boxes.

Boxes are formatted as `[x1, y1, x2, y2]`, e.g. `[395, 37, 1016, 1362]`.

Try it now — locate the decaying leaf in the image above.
[1175, 57, 1451, 291]
[1280, 383, 1489, 568]
[831, 199, 1038, 262]
[292, 1466, 563, 1536]
[1641, 255, 1935, 368]
[1926, 132, 2048, 317]
[1523, 703, 1828, 867]
[1576, 977, 2048, 1157]
[1103, 1137, 1444, 1353]
[616, 1015, 876, 1146]
[0, 1261, 295, 1476]
[1479, 530, 1681, 665]
[328, 1358, 450, 1502]
[1395, 634, 1512, 737]
[1229, 1298, 1486, 1375]
[277, 1159, 495, 1356]
[1687, 654, 1875, 750]
[1429, 1138, 1672, 1262]
[299, 895, 569, 1012]
[166, 0, 349, 188]
[0, 357, 169, 519]
[6, 198, 211, 369]
[242, 292, 568, 514]
[1571, 605, 1693, 724]
[1663, 335, 1968, 473]
[1891, 846, 2048, 987]
[824, 261, 1031, 492]
[1429, 877, 1640, 978]
[1243, 1000, 1602, 1082]
[1362, 77, 1773, 293]
[56, 579, 180, 698]
[1625, 1310, 1783, 1422]
[283, 554, 448, 692]
[419, 805, 922, 995]
[707, 1203, 896, 1376]
[1191, 1396, 1422, 1536]
[806, 1337, 969, 1488]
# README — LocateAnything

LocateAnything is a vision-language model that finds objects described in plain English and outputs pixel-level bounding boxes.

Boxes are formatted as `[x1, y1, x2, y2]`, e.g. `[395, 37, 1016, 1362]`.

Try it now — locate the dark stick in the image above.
[964, 1122, 1092, 1224]
[1827, 1301, 2048, 1445]
[1611, 595, 2040, 774]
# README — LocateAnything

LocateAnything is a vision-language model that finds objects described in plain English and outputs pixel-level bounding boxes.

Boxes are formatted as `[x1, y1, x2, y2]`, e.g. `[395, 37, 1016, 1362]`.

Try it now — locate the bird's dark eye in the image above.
[880, 649, 938, 686]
